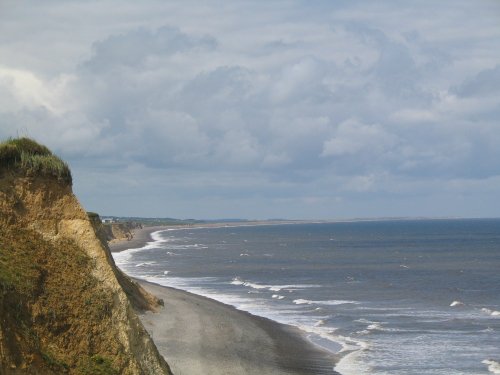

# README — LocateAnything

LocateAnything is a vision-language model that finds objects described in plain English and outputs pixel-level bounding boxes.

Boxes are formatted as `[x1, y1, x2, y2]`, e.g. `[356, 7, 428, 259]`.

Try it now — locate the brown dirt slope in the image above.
[0, 139, 172, 375]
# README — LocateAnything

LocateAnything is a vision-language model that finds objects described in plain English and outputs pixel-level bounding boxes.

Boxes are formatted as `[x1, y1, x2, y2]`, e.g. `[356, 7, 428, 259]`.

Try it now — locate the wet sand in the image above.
[110, 226, 339, 375]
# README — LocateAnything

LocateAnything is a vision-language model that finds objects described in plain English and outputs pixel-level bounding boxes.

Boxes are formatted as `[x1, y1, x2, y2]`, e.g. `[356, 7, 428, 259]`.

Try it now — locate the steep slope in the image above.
[0, 138, 172, 374]
[88, 213, 164, 313]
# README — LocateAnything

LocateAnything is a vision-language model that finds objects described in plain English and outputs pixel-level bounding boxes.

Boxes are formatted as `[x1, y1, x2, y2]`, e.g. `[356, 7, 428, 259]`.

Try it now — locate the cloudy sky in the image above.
[1, 1, 499, 219]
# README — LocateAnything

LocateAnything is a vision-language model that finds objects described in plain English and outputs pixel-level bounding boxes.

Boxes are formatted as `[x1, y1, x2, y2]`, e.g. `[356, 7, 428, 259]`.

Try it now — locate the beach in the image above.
[110, 226, 339, 375]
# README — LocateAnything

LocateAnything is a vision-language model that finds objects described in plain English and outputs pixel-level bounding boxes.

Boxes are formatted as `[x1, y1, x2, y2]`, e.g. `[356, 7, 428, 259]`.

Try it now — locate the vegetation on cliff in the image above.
[0, 137, 72, 185]
[0, 225, 119, 374]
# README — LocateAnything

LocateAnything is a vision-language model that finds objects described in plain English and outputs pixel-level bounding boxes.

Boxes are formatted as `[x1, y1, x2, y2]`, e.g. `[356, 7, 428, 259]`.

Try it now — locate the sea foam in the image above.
[293, 299, 360, 306]
[483, 360, 500, 374]
[482, 308, 500, 317]
[230, 277, 319, 292]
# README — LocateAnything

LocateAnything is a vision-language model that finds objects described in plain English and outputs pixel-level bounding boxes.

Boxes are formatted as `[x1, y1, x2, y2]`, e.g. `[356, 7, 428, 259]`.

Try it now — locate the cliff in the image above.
[100, 222, 142, 244]
[0, 138, 172, 374]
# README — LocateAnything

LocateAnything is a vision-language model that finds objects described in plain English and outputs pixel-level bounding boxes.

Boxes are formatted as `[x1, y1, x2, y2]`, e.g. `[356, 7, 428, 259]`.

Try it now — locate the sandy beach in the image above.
[110, 226, 339, 375]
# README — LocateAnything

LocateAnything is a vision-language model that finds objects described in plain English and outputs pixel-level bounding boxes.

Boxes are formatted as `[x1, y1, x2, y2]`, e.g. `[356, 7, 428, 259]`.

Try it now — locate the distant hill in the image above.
[102, 216, 209, 227]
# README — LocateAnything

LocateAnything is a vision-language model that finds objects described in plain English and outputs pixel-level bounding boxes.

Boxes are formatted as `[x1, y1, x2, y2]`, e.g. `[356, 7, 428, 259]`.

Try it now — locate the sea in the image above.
[112, 218, 500, 375]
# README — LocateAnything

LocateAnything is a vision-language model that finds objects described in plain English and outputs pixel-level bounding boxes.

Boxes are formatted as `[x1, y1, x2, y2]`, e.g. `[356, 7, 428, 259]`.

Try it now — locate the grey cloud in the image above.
[345, 24, 429, 104]
[258, 39, 303, 55]
[453, 64, 500, 97]
[83, 26, 217, 72]
[178, 66, 254, 111]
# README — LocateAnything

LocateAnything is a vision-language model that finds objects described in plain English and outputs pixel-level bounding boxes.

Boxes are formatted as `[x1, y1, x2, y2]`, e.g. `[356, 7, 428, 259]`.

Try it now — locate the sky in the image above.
[1, 0, 499, 220]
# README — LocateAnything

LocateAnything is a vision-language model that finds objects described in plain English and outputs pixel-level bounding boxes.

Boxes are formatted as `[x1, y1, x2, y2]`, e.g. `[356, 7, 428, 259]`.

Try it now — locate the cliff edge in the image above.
[0, 138, 172, 374]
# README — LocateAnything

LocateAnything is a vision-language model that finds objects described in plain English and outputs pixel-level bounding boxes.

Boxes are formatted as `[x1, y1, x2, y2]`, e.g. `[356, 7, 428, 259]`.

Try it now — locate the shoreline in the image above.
[108, 225, 170, 253]
[109, 226, 340, 375]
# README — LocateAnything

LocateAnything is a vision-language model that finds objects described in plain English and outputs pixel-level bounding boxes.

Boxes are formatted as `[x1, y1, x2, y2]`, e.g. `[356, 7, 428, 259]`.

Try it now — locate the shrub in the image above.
[78, 355, 118, 375]
[0, 143, 20, 164]
[41, 351, 69, 372]
[87, 212, 100, 220]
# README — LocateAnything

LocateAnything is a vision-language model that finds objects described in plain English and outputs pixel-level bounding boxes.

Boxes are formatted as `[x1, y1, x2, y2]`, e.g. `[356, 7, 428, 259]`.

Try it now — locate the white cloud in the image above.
[0, 67, 76, 114]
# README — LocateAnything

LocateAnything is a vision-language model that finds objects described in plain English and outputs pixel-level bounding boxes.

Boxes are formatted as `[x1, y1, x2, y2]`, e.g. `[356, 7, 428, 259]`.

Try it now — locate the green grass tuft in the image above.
[7, 138, 52, 156]
[0, 137, 72, 185]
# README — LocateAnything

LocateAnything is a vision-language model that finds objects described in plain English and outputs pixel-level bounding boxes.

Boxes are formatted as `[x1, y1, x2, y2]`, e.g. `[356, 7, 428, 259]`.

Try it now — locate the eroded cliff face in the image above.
[100, 222, 142, 243]
[0, 169, 172, 374]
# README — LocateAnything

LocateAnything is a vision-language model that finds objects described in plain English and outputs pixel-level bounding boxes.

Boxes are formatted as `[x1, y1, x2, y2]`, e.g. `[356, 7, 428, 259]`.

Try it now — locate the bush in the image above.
[0, 137, 72, 185]
[78, 355, 118, 375]
[41, 351, 69, 372]
[0, 143, 20, 164]
[87, 212, 100, 220]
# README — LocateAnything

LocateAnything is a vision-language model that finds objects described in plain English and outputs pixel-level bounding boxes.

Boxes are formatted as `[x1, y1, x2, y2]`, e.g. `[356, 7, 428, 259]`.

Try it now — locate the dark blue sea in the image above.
[113, 219, 500, 375]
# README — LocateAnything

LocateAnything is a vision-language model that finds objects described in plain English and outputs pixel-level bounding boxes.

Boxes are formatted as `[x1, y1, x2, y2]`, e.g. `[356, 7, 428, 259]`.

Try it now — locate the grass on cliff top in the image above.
[0, 137, 72, 185]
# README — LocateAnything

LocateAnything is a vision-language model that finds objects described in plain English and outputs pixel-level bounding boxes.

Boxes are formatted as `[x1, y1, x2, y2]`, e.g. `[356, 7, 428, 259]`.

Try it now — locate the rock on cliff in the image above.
[0, 138, 172, 374]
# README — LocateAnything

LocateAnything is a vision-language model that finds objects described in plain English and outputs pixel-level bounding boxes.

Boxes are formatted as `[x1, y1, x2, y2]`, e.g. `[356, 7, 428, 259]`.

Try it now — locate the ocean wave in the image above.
[293, 299, 360, 306]
[150, 230, 168, 242]
[482, 308, 500, 317]
[450, 300, 464, 307]
[483, 360, 500, 374]
[272, 294, 285, 300]
[230, 278, 245, 286]
[230, 277, 320, 292]
[183, 243, 208, 249]
[230, 278, 273, 291]
[245, 282, 268, 290]
[293, 299, 313, 305]
[135, 261, 157, 267]
[356, 321, 384, 335]
[366, 323, 383, 331]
